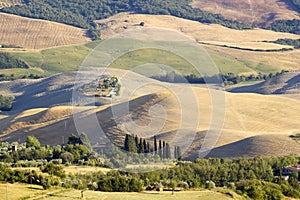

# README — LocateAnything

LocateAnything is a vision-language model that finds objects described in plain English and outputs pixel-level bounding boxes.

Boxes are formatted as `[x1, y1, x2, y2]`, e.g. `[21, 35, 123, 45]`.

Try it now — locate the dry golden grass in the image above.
[0, 13, 91, 49]
[96, 13, 300, 50]
[63, 166, 112, 174]
[190, 0, 300, 25]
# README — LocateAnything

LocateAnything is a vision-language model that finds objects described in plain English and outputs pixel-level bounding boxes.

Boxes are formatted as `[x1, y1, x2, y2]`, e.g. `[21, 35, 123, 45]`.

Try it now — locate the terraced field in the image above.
[0, 0, 20, 9]
[0, 13, 90, 49]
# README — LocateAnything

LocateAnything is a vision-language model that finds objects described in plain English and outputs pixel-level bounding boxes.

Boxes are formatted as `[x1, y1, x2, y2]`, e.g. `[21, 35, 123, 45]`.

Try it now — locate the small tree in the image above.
[26, 136, 40, 149]
[61, 152, 74, 164]
[41, 163, 65, 178]
[205, 181, 216, 189]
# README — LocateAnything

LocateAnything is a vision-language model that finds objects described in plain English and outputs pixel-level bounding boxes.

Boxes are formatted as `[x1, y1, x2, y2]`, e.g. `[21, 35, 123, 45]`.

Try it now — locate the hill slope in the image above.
[0, 13, 90, 49]
[229, 71, 300, 94]
[0, 68, 299, 159]
[191, 0, 300, 25]
[96, 13, 300, 74]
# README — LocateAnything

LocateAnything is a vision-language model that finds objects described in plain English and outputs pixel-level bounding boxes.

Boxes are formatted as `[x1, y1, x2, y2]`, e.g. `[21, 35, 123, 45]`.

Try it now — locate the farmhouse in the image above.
[282, 165, 300, 181]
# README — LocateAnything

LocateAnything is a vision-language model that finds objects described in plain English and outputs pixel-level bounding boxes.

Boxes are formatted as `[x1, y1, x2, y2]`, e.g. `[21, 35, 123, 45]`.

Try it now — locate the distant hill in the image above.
[229, 71, 300, 94]
[191, 0, 300, 26]
[205, 134, 300, 159]
[0, 13, 90, 49]
[1, 68, 300, 159]
[0, 0, 252, 30]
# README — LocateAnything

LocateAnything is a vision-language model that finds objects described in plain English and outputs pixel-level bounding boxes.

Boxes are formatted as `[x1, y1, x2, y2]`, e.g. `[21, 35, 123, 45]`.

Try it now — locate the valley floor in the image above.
[0, 183, 235, 200]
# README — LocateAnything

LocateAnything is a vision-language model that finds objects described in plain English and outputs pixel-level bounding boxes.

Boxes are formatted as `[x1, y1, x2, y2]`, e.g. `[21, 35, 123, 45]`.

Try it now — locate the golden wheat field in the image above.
[0, 13, 91, 49]
[190, 0, 300, 25]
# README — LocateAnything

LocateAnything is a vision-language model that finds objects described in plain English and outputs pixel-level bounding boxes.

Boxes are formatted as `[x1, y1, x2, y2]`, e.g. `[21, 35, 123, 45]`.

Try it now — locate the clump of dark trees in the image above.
[0, 52, 29, 69]
[0, 73, 44, 82]
[0, 95, 14, 111]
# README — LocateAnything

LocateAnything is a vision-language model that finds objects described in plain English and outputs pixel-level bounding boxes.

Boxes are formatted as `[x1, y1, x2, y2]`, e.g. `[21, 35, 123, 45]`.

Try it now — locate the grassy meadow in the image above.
[2, 39, 292, 80]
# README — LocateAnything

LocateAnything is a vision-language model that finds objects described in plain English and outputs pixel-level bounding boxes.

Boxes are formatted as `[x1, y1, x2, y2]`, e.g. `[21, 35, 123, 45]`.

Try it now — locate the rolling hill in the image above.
[0, 13, 90, 49]
[0, 68, 299, 159]
[191, 0, 300, 25]
[96, 13, 300, 74]
[229, 71, 300, 94]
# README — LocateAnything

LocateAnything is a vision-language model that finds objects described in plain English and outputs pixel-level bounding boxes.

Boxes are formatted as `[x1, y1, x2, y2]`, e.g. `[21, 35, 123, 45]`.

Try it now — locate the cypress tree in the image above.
[124, 134, 129, 151]
[174, 146, 177, 159]
[154, 136, 157, 154]
[177, 146, 181, 160]
[163, 141, 166, 159]
[139, 138, 144, 153]
[143, 139, 147, 153]
[147, 142, 150, 153]
[159, 140, 162, 159]
[128, 135, 137, 153]
[135, 135, 139, 150]
[166, 143, 171, 159]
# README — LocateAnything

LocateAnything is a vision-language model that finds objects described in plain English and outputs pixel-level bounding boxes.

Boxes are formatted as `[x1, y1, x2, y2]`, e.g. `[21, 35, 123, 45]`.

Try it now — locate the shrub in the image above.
[205, 181, 216, 189]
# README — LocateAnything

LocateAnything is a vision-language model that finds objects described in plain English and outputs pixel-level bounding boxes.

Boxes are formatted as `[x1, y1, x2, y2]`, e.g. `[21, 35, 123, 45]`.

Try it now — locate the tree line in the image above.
[1, 136, 300, 198]
[0, 73, 44, 82]
[151, 70, 288, 85]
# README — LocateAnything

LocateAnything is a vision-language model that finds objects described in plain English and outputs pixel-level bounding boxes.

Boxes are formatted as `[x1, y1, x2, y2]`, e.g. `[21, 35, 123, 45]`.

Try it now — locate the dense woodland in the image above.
[1, 135, 300, 199]
[269, 19, 300, 34]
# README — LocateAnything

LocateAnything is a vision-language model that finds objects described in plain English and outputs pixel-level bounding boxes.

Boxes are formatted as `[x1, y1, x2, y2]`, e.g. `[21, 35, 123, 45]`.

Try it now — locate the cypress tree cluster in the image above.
[124, 134, 173, 160]
[152, 136, 171, 160]
[124, 134, 150, 154]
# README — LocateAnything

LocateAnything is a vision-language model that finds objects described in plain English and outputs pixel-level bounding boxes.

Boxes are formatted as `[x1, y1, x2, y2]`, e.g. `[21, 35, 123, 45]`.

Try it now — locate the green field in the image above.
[2, 40, 282, 78]
[0, 183, 57, 200]
[0, 183, 236, 200]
